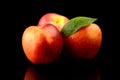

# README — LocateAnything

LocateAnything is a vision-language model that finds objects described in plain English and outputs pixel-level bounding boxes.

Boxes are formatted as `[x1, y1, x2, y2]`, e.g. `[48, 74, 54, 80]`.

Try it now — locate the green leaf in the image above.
[62, 16, 97, 37]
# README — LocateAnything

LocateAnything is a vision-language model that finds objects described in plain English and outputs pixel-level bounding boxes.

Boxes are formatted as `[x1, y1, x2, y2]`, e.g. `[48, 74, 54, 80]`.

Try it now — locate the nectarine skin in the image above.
[38, 13, 69, 31]
[22, 24, 63, 64]
[64, 23, 102, 60]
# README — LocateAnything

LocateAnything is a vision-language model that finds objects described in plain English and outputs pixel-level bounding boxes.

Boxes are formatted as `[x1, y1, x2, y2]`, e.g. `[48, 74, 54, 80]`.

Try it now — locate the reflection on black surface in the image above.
[24, 66, 41, 80]
[24, 64, 101, 80]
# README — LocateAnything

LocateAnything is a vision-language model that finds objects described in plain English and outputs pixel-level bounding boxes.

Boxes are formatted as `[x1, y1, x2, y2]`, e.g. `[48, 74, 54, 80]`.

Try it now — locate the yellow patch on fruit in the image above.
[52, 16, 65, 31]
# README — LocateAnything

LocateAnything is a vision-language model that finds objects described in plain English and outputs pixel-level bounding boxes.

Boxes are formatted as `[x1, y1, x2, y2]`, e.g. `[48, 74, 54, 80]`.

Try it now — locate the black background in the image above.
[2, 0, 118, 80]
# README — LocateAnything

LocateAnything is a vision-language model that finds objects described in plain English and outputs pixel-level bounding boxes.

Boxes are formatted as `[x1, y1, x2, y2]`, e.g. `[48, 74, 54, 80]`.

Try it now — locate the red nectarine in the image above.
[22, 24, 63, 64]
[38, 13, 69, 31]
[63, 23, 102, 60]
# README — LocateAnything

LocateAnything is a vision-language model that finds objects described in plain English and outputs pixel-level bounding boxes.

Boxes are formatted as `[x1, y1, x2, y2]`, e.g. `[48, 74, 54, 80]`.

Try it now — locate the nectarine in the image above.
[22, 24, 63, 64]
[63, 23, 102, 60]
[38, 13, 69, 31]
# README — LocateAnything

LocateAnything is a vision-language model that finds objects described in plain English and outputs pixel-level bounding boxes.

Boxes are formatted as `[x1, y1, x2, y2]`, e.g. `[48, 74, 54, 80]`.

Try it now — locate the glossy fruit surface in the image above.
[38, 13, 69, 31]
[22, 24, 63, 64]
[64, 23, 102, 60]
